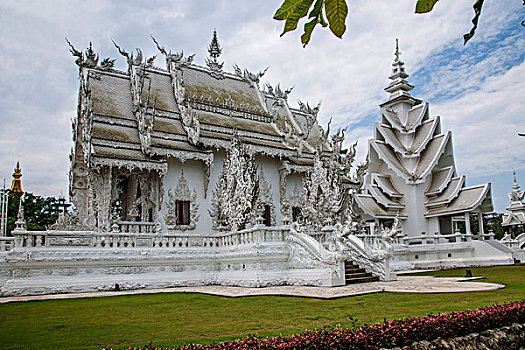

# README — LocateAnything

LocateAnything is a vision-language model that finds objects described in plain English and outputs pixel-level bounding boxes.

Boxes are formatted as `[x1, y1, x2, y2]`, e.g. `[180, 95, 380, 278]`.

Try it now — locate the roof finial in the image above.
[206, 29, 225, 78]
[513, 170, 519, 190]
[208, 29, 222, 61]
[395, 38, 400, 62]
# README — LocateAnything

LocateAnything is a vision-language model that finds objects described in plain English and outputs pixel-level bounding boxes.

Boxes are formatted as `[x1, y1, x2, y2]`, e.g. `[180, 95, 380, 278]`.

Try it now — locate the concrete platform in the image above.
[0, 276, 505, 303]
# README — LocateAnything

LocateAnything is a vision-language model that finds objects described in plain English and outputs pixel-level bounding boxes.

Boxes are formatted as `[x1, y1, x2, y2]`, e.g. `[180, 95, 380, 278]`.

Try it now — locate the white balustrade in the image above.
[8, 226, 288, 252]
[0, 237, 14, 251]
[118, 221, 155, 234]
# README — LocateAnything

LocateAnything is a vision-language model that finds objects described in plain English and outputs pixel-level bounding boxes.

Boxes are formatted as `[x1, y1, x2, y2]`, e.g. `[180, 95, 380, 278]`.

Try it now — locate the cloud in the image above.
[433, 62, 525, 179]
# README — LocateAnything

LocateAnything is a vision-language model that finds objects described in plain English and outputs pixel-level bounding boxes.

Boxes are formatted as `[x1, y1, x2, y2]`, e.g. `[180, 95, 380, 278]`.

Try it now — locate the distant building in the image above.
[502, 171, 525, 238]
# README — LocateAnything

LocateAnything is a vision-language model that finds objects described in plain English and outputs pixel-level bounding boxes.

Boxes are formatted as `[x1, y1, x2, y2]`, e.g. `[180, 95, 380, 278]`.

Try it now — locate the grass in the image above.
[0, 266, 523, 350]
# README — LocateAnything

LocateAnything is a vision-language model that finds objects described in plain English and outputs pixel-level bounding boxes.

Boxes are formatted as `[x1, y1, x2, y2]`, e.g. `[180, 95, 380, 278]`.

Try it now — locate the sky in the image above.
[0, 0, 524, 213]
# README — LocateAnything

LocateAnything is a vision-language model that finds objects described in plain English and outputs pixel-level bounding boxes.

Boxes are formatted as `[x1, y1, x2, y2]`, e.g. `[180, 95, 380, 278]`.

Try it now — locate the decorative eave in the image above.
[405, 103, 428, 131]
[412, 131, 451, 182]
[425, 175, 465, 208]
[379, 94, 422, 109]
[506, 200, 525, 212]
[380, 108, 405, 132]
[370, 140, 412, 181]
[151, 147, 213, 165]
[372, 174, 403, 198]
[90, 155, 168, 175]
[408, 116, 439, 156]
[354, 194, 407, 220]
[424, 183, 492, 218]
[425, 166, 455, 196]
[502, 212, 525, 226]
[375, 123, 409, 156]
[370, 130, 450, 185]
[366, 184, 405, 209]
[280, 160, 313, 175]
[374, 117, 438, 160]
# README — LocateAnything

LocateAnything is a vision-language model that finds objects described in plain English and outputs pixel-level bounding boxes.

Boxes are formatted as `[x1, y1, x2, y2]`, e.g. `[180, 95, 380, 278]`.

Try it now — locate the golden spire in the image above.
[10, 161, 23, 194]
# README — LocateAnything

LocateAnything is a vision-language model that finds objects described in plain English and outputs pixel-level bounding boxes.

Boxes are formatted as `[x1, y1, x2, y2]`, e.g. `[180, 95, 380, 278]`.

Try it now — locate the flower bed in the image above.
[104, 300, 524, 350]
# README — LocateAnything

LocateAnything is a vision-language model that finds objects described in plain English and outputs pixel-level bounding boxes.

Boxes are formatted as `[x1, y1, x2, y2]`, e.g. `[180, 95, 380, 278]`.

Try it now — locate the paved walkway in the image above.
[0, 276, 504, 303]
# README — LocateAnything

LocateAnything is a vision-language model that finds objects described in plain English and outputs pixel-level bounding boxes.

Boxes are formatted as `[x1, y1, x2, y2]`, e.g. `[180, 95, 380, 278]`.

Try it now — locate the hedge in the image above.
[104, 300, 524, 350]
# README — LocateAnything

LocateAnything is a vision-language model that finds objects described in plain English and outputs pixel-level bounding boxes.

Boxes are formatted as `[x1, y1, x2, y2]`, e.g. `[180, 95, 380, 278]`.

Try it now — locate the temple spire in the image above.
[509, 170, 525, 203]
[513, 170, 519, 190]
[10, 161, 23, 194]
[384, 39, 414, 101]
[395, 38, 400, 62]
[206, 30, 224, 76]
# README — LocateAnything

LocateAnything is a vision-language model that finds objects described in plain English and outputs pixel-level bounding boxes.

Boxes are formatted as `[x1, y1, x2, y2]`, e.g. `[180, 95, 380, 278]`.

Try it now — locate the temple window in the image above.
[165, 171, 199, 231]
[292, 207, 301, 222]
[263, 205, 271, 226]
[176, 200, 191, 226]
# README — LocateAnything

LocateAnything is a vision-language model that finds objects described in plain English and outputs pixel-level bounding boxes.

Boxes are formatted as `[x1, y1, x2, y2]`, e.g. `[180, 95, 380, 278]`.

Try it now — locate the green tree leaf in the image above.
[324, 0, 348, 38]
[274, 0, 310, 20]
[301, 18, 318, 46]
[281, 0, 315, 37]
[308, 0, 324, 19]
[300, 0, 325, 46]
[415, 0, 439, 14]
[463, 0, 485, 44]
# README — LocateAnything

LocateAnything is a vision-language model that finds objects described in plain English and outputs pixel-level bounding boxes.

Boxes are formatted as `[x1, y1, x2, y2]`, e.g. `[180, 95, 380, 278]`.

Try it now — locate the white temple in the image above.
[500, 171, 525, 253]
[354, 41, 514, 269]
[0, 35, 517, 296]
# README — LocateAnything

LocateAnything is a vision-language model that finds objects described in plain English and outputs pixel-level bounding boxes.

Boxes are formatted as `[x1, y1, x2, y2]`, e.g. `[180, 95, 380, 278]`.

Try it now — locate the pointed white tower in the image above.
[355, 40, 494, 240]
[502, 171, 525, 235]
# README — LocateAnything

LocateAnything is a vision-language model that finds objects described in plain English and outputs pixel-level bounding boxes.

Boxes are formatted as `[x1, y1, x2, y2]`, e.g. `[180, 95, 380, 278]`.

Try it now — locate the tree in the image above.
[6, 192, 59, 235]
[274, 0, 524, 47]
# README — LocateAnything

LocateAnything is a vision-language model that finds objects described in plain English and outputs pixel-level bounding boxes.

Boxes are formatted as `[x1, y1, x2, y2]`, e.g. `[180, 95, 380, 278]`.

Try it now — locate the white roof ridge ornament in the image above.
[206, 29, 225, 79]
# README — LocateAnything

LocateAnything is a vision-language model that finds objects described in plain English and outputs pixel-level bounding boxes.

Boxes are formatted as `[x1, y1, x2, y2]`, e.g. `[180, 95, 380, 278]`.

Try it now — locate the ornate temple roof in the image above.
[502, 171, 525, 226]
[425, 183, 492, 217]
[69, 32, 336, 172]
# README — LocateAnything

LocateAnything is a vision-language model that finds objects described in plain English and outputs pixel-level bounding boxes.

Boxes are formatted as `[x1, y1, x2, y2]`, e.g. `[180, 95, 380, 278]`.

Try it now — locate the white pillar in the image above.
[478, 213, 484, 236]
[465, 212, 471, 235]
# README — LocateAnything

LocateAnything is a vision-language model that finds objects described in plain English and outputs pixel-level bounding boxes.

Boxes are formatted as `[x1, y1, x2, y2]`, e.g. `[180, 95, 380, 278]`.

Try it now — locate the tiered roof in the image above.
[502, 171, 525, 226]
[356, 41, 493, 220]
[70, 33, 333, 175]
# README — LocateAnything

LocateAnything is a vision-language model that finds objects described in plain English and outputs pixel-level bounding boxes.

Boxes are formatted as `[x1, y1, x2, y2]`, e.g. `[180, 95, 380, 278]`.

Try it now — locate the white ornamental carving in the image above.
[210, 137, 258, 231]
[165, 171, 199, 231]
[301, 154, 345, 230]
[152, 36, 201, 146]
[112, 42, 157, 155]
[289, 183, 303, 209]
[172, 70, 200, 145]
[79, 73, 93, 165]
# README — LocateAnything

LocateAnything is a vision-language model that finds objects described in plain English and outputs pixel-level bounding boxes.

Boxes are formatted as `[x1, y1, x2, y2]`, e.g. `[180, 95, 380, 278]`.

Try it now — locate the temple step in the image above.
[345, 275, 380, 284]
[344, 261, 380, 284]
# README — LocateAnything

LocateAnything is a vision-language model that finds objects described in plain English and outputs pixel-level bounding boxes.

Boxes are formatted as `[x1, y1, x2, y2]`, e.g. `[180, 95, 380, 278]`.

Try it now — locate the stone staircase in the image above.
[344, 261, 379, 284]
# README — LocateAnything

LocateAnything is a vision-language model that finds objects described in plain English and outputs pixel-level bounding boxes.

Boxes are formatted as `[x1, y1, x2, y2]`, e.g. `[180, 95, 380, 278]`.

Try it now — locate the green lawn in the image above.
[0, 266, 523, 350]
